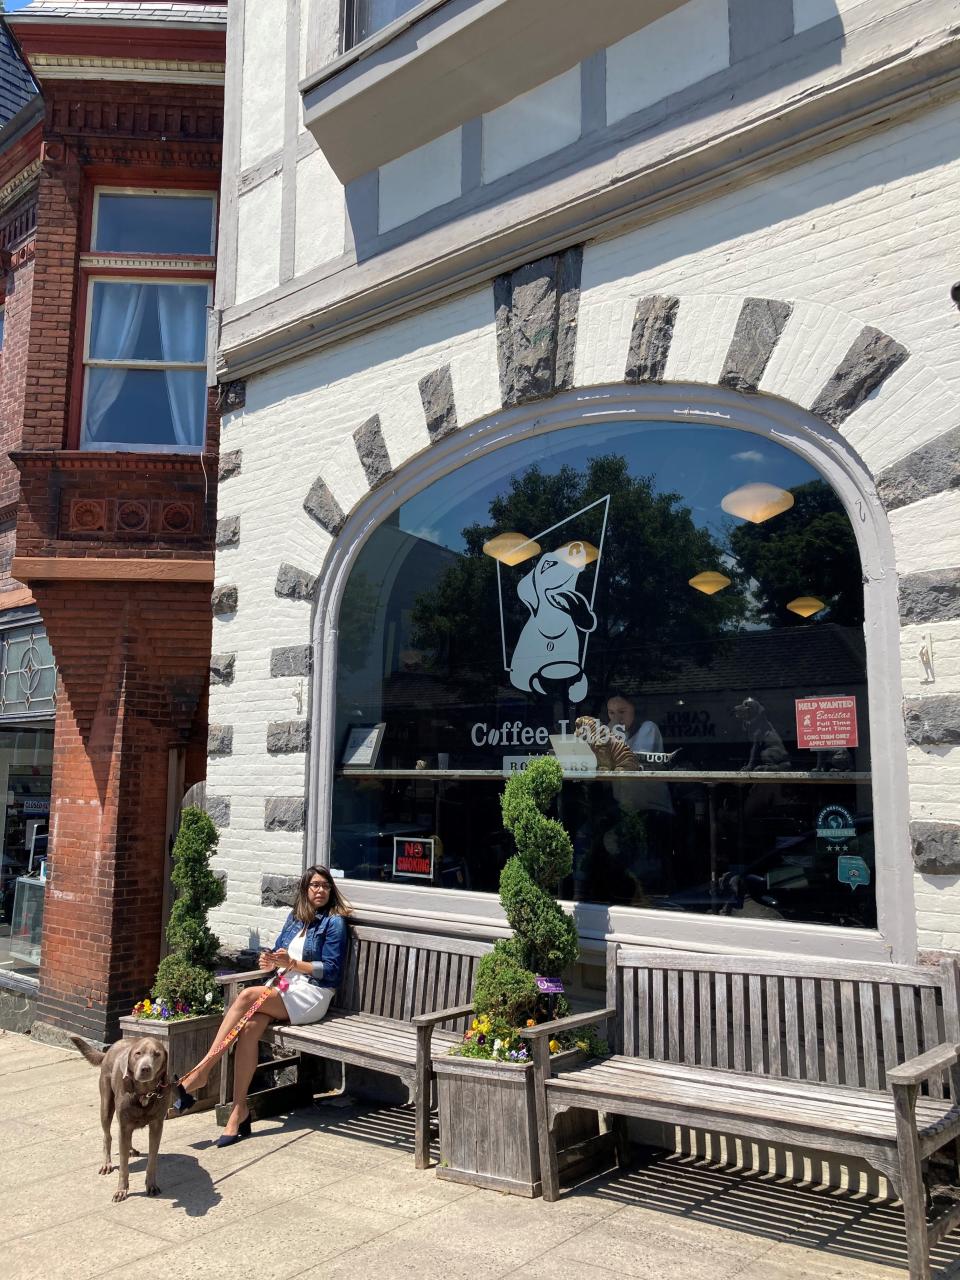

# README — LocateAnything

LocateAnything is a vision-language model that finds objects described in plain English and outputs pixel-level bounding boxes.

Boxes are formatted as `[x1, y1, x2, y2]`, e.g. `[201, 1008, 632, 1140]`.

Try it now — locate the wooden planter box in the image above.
[434, 1049, 612, 1197]
[119, 1013, 222, 1115]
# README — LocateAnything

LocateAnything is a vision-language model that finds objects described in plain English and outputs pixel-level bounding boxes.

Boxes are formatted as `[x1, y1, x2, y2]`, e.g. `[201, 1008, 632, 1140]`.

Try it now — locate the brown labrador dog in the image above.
[70, 1034, 172, 1202]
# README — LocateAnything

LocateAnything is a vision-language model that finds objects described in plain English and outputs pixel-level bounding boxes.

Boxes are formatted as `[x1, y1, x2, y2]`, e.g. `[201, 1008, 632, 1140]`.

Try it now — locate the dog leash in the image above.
[208, 967, 289, 1058]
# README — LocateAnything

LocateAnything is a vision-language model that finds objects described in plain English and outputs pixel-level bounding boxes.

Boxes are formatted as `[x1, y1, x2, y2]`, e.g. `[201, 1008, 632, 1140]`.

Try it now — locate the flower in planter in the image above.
[549, 1039, 561, 1053]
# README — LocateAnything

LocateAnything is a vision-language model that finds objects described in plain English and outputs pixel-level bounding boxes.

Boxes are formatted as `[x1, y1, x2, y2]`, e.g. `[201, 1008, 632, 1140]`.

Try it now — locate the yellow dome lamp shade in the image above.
[482, 532, 541, 566]
[555, 540, 599, 568]
[787, 595, 826, 618]
[721, 482, 794, 524]
[688, 570, 731, 595]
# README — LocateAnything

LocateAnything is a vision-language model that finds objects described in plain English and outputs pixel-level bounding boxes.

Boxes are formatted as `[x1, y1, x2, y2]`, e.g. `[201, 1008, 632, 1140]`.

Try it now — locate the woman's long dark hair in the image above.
[292, 865, 353, 926]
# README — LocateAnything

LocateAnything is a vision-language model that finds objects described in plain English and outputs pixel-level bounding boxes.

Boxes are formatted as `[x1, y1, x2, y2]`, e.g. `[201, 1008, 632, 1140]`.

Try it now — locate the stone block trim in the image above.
[419, 365, 459, 442]
[205, 795, 231, 829]
[877, 425, 960, 512]
[275, 562, 317, 601]
[810, 326, 909, 427]
[912, 821, 960, 875]
[218, 450, 242, 482]
[719, 298, 793, 394]
[264, 796, 305, 831]
[210, 652, 236, 685]
[270, 645, 312, 677]
[208, 724, 234, 756]
[904, 695, 960, 748]
[353, 413, 392, 489]
[303, 475, 345, 537]
[262, 873, 298, 908]
[211, 584, 238, 617]
[216, 514, 240, 549]
[899, 568, 960, 625]
[267, 720, 310, 753]
[494, 246, 583, 407]
[624, 295, 679, 384]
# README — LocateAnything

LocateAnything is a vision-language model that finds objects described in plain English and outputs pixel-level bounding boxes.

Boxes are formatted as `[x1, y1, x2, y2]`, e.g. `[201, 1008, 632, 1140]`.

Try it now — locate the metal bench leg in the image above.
[893, 1082, 932, 1280]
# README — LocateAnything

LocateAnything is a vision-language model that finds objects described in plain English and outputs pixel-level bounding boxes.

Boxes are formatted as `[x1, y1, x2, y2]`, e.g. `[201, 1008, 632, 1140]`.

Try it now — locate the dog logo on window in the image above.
[490, 495, 609, 705]
[510, 542, 596, 702]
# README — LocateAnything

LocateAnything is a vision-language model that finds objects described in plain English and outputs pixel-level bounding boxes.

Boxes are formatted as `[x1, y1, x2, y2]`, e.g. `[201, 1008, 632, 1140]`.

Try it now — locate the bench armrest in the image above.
[215, 968, 263, 986]
[412, 1002, 475, 1027]
[521, 1006, 616, 1041]
[888, 1042, 960, 1087]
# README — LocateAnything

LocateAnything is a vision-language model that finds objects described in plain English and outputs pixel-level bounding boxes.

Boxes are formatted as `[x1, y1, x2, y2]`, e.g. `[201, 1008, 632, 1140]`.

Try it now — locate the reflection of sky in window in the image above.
[399, 422, 821, 554]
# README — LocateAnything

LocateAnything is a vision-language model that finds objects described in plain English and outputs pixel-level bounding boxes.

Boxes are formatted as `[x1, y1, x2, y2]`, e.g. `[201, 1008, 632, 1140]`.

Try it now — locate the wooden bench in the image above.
[528, 946, 960, 1280]
[217, 923, 493, 1167]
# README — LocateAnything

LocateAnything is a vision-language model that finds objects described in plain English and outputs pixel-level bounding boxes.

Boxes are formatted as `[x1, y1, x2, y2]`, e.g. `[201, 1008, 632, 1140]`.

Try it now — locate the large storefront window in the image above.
[332, 422, 874, 930]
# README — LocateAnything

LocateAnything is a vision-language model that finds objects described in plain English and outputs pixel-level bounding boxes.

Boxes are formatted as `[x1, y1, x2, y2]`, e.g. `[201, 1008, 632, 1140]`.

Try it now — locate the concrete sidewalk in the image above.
[4, 1029, 960, 1280]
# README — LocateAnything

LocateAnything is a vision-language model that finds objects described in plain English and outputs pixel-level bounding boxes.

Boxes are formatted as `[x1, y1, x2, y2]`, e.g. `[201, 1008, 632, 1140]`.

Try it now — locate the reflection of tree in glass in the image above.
[729, 480, 863, 627]
[412, 454, 747, 695]
[338, 569, 379, 671]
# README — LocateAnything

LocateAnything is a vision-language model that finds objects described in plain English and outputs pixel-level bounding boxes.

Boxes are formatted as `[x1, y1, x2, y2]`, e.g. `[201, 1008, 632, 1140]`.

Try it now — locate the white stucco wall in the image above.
[606, 0, 729, 124]
[217, 41, 960, 959]
[378, 129, 463, 234]
[481, 68, 581, 185]
[239, 0, 287, 169]
[235, 176, 283, 305]
[295, 145, 345, 275]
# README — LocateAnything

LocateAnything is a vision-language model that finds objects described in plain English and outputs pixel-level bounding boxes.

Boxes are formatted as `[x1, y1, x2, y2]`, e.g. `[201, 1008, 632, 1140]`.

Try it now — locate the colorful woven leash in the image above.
[209, 968, 289, 1058]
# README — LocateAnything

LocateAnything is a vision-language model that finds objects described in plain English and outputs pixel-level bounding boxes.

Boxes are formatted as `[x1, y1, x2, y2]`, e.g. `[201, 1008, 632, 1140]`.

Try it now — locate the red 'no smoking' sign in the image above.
[795, 696, 858, 750]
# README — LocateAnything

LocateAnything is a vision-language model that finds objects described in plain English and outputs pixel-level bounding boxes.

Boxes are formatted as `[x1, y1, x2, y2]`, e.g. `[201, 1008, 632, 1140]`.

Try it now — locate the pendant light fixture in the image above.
[721, 482, 794, 523]
[786, 596, 825, 618]
[688, 570, 731, 595]
[481, 532, 541, 566]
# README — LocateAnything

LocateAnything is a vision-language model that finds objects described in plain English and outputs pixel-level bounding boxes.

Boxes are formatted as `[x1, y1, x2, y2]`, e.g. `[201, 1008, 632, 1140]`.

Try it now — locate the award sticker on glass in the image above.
[837, 855, 871, 890]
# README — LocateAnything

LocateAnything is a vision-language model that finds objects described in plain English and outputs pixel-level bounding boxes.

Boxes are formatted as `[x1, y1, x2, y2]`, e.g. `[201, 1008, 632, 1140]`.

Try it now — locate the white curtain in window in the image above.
[157, 285, 205, 447]
[84, 283, 147, 441]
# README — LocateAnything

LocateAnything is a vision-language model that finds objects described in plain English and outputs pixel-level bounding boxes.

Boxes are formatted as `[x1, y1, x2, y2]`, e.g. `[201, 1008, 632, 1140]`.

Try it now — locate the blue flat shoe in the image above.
[216, 1116, 252, 1147]
[172, 1081, 196, 1114]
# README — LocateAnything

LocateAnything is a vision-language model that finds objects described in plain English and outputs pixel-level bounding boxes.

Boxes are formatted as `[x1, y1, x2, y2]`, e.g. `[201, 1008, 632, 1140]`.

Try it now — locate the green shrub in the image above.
[473, 757, 580, 1031]
[137, 806, 226, 1017]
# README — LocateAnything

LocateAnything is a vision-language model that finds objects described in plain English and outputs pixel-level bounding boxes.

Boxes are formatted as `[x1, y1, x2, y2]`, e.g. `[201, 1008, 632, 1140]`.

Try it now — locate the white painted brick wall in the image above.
[220, 87, 960, 958]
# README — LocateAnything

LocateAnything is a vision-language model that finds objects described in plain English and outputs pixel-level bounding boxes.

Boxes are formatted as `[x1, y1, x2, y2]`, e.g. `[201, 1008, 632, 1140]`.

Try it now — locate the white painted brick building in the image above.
[212, 0, 960, 972]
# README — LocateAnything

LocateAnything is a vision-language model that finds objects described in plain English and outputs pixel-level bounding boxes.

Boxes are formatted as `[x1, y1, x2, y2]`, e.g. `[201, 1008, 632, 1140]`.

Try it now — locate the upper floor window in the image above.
[80, 189, 216, 453]
[344, 0, 421, 49]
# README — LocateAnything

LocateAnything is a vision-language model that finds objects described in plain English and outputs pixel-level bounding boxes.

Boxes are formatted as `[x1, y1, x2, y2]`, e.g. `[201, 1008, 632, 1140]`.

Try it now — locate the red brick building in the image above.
[0, 0, 226, 1042]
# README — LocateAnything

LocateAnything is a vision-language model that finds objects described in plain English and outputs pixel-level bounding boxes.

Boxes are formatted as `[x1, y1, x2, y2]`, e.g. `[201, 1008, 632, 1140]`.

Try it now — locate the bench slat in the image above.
[822, 981, 840, 1084]
[652, 968, 665, 1060]
[698, 971, 712, 1069]
[900, 984, 921, 1066]
[766, 975, 782, 1077]
[667, 970, 680, 1063]
[859, 982, 881, 1091]
[623, 966, 636, 1057]
[801, 978, 819, 1081]
[921, 987, 944, 1099]
[749, 974, 764, 1074]
[683, 970, 696, 1066]
[732, 973, 746, 1072]
[715, 972, 728, 1070]
[840, 980, 859, 1087]
[783, 977, 800, 1079]
[616, 948, 942, 987]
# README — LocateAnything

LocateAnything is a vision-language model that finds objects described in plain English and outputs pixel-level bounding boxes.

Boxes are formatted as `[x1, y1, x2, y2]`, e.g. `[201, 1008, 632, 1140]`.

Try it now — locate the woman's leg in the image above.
[181, 986, 277, 1091]
[223, 990, 290, 1135]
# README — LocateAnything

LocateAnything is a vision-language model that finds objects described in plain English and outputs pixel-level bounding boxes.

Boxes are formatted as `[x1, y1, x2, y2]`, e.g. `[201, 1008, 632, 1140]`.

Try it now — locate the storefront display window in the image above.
[0, 727, 53, 977]
[332, 421, 873, 930]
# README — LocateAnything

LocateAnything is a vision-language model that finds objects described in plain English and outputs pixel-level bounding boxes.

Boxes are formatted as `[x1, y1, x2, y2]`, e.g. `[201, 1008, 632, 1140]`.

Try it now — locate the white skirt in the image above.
[280, 980, 336, 1026]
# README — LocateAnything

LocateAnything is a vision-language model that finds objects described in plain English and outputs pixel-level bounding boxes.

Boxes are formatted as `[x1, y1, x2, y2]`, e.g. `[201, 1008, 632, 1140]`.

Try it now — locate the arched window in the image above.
[329, 417, 874, 931]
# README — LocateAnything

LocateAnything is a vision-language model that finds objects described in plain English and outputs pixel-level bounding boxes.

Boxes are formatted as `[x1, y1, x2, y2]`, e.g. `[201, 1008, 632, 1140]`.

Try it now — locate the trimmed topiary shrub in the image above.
[472, 756, 580, 1032]
[135, 806, 226, 1018]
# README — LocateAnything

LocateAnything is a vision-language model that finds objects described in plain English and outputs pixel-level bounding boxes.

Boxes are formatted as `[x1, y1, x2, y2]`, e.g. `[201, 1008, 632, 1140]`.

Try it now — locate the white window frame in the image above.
[80, 186, 217, 454]
[308, 384, 913, 966]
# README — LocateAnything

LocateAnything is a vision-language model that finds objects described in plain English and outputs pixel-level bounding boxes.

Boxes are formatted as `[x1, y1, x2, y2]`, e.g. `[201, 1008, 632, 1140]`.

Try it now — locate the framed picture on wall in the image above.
[341, 723, 386, 769]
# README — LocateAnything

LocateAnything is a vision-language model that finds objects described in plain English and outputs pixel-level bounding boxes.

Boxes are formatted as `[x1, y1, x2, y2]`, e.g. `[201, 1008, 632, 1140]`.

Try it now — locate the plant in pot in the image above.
[434, 757, 608, 1194]
[120, 805, 227, 1112]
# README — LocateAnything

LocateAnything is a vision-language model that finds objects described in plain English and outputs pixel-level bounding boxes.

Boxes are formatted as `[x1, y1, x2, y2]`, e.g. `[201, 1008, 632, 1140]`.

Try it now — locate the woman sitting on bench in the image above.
[175, 865, 351, 1145]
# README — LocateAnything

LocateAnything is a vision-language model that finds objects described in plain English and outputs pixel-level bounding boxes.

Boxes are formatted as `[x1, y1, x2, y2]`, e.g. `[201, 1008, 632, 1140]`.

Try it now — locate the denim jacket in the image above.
[273, 911, 348, 990]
